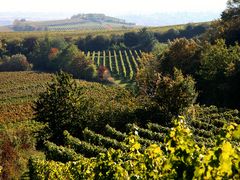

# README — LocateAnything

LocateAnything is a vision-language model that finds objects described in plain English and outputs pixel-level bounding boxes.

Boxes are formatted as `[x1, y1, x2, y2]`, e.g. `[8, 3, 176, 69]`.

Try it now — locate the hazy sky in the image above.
[0, 0, 228, 15]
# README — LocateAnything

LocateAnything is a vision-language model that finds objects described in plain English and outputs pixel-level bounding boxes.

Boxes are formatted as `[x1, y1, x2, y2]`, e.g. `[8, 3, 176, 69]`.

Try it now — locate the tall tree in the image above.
[221, 0, 240, 21]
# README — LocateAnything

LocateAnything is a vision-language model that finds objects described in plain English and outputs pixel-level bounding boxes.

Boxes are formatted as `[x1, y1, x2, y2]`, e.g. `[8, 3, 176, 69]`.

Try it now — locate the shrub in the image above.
[0, 120, 45, 179]
[0, 54, 32, 71]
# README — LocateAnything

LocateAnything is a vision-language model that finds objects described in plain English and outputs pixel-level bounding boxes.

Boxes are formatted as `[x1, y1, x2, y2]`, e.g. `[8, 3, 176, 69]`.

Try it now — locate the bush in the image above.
[0, 54, 32, 71]
[0, 120, 45, 179]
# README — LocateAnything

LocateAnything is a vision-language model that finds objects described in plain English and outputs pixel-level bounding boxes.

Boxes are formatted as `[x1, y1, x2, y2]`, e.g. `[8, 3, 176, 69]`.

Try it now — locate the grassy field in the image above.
[0, 71, 52, 122]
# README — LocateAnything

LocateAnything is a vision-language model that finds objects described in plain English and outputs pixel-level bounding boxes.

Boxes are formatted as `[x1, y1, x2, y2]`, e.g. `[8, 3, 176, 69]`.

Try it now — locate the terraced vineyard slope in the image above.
[0, 71, 52, 122]
[87, 50, 142, 80]
[29, 109, 240, 178]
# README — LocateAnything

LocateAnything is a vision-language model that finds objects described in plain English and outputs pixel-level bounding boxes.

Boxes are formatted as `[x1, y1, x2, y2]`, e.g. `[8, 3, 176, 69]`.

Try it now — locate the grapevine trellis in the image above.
[86, 50, 142, 80]
[29, 106, 240, 178]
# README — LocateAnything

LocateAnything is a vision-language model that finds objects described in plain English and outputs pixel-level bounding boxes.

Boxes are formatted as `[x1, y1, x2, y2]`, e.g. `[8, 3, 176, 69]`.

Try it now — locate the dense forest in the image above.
[0, 0, 240, 179]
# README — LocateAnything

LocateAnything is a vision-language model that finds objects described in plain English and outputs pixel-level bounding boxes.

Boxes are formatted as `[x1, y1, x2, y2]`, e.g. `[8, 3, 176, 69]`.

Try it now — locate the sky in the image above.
[0, 0, 228, 15]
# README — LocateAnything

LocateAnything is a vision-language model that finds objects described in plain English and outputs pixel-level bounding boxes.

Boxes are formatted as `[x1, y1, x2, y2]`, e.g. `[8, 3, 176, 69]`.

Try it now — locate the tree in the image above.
[34, 72, 140, 142]
[205, 0, 240, 45]
[199, 39, 240, 81]
[31, 37, 68, 70]
[34, 72, 83, 142]
[221, 0, 240, 21]
[30, 36, 51, 70]
[124, 32, 139, 47]
[198, 39, 240, 107]
[136, 53, 160, 97]
[66, 52, 97, 80]
[138, 28, 157, 51]
[5, 39, 23, 56]
[22, 37, 38, 57]
[153, 69, 197, 120]
[0, 40, 6, 57]
[52, 44, 80, 71]
[160, 38, 201, 75]
[136, 53, 197, 122]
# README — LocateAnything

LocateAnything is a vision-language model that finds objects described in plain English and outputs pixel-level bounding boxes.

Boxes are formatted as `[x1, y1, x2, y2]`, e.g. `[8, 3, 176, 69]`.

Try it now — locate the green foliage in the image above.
[123, 28, 157, 51]
[63, 130, 107, 157]
[160, 38, 201, 75]
[136, 53, 160, 97]
[34, 71, 140, 142]
[119, 50, 127, 78]
[186, 105, 240, 147]
[221, 0, 240, 21]
[89, 49, 142, 81]
[0, 120, 45, 179]
[199, 39, 240, 80]
[147, 122, 170, 133]
[105, 124, 126, 141]
[205, 0, 240, 45]
[137, 59, 197, 122]
[154, 69, 197, 119]
[30, 38, 96, 80]
[30, 36, 52, 70]
[29, 118, 240, 179]
[43, 141, 82, 163]
[0, 54, 32, 71]
[152, 42, 168, 57]
[127, 123, 165, 142]
[83, 128, 127, 150]
[198, 39, 240, 107]
[64, 50, 97, 80]
[34, 71, 83, 141]
[51, 44, 79, 70]
[138, 28, 158, 52]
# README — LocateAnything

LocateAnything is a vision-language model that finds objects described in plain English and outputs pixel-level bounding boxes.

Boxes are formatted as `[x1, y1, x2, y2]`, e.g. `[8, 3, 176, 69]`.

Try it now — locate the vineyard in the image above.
[12, 14, 136, 32]
[85, 50, 142, 81]
[0, 72, 52, 122]
[29, 109, 240, 178]
[47, 22, 136, 31]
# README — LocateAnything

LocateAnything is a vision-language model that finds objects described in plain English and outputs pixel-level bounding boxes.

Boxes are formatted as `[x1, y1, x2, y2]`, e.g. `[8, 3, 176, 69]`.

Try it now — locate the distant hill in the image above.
[10, 13, 136, 32]
[0, 26, 12, 32]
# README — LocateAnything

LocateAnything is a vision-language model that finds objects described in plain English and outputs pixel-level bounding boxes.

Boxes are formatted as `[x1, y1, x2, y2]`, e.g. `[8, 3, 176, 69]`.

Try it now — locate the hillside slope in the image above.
[11, 13, 136, 31]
